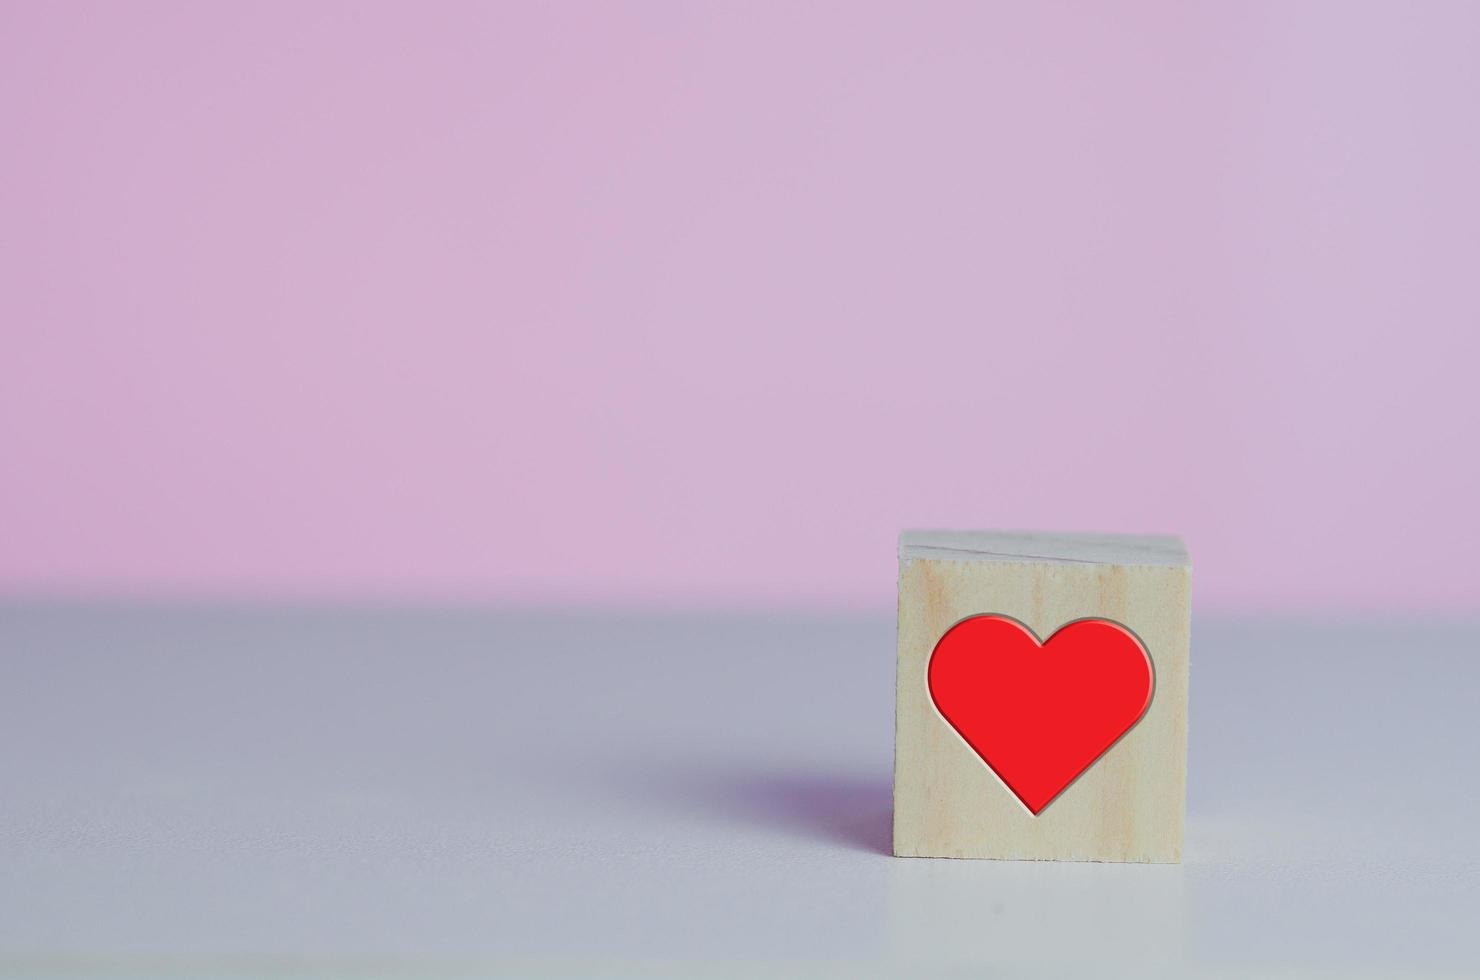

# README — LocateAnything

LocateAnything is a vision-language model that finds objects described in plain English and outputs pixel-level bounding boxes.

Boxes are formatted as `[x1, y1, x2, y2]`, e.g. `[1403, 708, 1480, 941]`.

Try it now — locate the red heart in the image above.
[927, 615, 1153, 815]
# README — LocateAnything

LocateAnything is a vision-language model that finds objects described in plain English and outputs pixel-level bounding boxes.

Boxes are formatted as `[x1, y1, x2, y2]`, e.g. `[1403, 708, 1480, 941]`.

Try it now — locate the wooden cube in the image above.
[893, 530, 1191, 862]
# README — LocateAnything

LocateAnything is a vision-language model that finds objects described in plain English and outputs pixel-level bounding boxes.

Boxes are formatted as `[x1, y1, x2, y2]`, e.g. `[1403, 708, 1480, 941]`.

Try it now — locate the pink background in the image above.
[2, 2, 1477, 612]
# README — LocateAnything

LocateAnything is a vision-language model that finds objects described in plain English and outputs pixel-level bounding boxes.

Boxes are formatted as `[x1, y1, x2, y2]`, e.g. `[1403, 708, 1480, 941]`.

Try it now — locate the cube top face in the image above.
[899, 529, 1190, 569]
[894, 530, 1190, 863]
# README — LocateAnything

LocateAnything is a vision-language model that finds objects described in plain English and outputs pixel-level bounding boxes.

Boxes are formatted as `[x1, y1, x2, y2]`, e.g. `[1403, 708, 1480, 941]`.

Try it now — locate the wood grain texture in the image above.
[893, 530, 1191, 862]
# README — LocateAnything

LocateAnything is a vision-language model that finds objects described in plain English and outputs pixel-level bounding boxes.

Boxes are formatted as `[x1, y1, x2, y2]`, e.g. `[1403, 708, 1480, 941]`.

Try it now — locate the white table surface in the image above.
[2, 604, 1477, 977]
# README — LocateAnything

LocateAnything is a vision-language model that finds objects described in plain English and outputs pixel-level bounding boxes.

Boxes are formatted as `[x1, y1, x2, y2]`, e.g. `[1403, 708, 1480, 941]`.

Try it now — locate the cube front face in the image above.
[893, 532, 1190, 863]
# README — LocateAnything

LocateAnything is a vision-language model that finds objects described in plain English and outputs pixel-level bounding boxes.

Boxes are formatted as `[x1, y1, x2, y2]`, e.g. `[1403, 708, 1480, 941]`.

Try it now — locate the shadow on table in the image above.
[631, 767, 893, 856]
